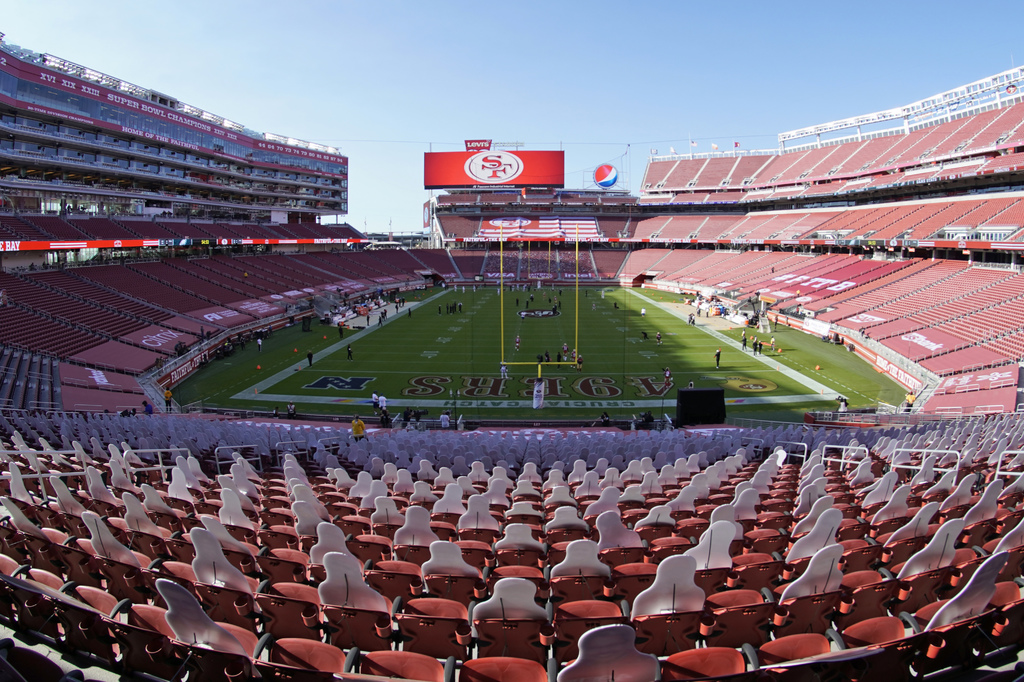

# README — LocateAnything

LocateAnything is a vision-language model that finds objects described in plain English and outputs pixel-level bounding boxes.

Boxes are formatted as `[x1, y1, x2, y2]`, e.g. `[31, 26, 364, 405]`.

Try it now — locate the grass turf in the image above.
[173, 285, 906, 422]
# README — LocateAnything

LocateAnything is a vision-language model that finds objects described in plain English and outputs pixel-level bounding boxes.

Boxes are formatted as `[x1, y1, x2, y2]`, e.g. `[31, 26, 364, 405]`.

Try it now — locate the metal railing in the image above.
[727, 417, 823, 432]
[315, 435, 349, 456]
[806, 410, 988, 427]
[776, 440, 810, 464]
[214, 445, 262, 474]
[992, 449, 1024, 481]
[271, 439, 310, 470]
[888, 447, 964, 480]
[821, 444, 870, 470]
[0, 459, 178, 484]
[128, 447, 193, 483]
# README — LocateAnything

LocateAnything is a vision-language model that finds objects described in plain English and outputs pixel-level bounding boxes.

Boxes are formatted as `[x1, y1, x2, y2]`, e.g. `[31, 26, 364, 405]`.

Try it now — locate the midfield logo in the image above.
[304, 376, 375, 390]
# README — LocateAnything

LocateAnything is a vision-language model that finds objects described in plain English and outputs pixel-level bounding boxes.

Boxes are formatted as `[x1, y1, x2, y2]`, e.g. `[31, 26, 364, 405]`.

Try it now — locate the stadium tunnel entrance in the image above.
[631, 271, 660, 287]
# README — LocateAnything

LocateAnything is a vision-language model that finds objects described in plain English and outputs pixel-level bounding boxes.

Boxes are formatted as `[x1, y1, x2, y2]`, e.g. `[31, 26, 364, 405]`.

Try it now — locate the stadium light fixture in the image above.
[780, 66, 1024, 147]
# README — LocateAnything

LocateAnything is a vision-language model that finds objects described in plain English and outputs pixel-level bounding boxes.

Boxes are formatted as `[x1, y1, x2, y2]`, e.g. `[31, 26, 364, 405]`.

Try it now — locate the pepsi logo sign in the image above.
[594, 164, 618, 188]
[465, 152, 524, 184]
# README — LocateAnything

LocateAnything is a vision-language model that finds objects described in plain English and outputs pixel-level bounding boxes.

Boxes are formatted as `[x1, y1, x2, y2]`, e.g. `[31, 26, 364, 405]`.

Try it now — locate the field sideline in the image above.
[174, 284, 906, 422]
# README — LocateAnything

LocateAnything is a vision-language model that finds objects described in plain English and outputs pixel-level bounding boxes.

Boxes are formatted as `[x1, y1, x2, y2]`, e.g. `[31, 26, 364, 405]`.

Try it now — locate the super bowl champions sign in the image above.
[424, 150, 565, 189]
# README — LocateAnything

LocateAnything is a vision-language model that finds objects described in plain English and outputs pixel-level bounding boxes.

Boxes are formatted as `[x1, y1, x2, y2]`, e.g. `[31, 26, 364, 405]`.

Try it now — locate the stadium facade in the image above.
[425, 68, 1024, 419]
[2, 36, 1024, 682]
[0, 34, 348, 223]
[1, 30, 1024, 420]
[433, 66, 1024, 253]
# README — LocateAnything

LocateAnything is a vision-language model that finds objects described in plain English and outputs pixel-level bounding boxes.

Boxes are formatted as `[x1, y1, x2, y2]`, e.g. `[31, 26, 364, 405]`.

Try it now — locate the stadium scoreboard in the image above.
[424, 150, 565, 189]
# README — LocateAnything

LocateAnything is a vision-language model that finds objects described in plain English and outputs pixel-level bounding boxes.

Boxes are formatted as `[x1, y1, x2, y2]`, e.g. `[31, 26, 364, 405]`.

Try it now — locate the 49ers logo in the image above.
[721, 376, 778, 392]
[465, 151, 524, 184]
[519, 309, 560, 318]
[489, 218, 531, 228]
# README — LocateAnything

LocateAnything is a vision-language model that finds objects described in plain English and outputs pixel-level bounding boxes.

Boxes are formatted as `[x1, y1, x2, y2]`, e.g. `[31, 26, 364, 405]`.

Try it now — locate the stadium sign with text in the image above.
[424, 150, 565, 189]
[400, 375, 678, 399]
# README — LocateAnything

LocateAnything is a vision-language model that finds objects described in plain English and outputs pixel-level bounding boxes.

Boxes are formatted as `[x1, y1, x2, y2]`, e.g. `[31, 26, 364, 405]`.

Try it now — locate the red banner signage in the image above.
[424, 151, 564, 189]
[465, 139, 492, 151]
[0, 238, 366, 252]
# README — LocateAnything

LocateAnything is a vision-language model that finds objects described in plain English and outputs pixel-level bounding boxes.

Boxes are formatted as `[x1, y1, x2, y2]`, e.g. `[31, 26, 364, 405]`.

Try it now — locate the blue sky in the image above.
[3, 1, 1022, 233]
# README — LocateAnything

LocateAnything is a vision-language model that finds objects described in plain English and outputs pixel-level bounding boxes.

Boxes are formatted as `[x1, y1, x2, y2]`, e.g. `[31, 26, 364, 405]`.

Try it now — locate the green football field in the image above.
[172, 285, 907, 423]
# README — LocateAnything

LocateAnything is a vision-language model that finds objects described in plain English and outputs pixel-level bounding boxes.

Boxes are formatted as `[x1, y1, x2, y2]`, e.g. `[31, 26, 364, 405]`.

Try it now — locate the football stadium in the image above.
[1, 7, 1024, 682]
